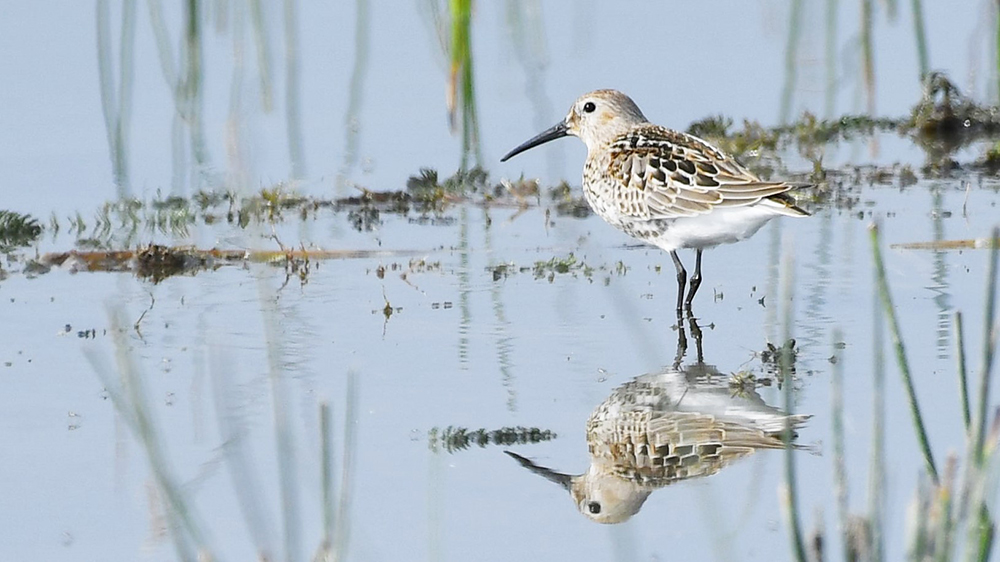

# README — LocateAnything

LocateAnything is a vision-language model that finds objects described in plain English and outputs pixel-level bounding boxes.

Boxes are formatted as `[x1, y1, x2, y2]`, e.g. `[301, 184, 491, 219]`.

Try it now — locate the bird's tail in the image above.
[765, 183, 813, 217]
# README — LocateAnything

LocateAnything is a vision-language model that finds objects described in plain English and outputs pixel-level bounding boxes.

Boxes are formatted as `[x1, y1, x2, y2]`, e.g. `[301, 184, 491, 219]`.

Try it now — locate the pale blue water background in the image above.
[1, 2, 999, 561]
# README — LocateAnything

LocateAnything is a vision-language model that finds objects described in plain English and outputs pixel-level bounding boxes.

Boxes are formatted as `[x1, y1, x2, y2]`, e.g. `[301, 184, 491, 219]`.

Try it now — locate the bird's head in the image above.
[500, 90, 648, 161]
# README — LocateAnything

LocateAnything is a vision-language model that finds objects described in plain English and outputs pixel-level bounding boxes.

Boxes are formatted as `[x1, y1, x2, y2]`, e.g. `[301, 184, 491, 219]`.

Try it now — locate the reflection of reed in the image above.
[910, 0, 929, 77]
[96, 0, 136, 196]
[825, 0, 838, 118]
[869, 261, 886, 562]
[338, 0, 372, 189]
[423, 0, 481, 168]
[147, 0, 210, 191]
[283, 0, 305, 178]
[457, 206, 471, 367]
[85, 307, 209, 559]
[929, 188, 952, 358]
[248, 0, 274, 112]
[860, 0, 876, 118]
[504, 0, 561, 179]
[484, 208, 517, 411]
[780, 0, 804, 125]
[800, 211, 833, 353]
[508, 323, 809, 524]
[870, 223, 939, 483]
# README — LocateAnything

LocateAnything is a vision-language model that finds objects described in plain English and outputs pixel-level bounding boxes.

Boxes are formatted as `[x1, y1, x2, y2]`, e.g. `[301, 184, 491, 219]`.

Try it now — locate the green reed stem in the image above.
[333, 371, 359, 561]
[248, 0, 273, 111]
[909, 0, 929, 78]
[85, 307, 209, 561]
[825, 0, 838, 118]
[320, 401, 334, 553]
[973, 228, 999, 466]
[257, 276, 301, 562]
[831, 328, 852, 557]
[449, 0, 479, 169]
[283, 0, 305, 177]
[209, 346, 275, 560]
[996, 0, 1000, 102]
[956, 311, 972, 431]
[96, 0, 135, 195]
[861, 0, 876, 116]
[870, 272, 886, 562]
[780, 0, 804, 125]
[870, 223, 939, 483]
[780, 241, 807, 562]
[117, 0, 136, 193]
[338, 0, 371, 187]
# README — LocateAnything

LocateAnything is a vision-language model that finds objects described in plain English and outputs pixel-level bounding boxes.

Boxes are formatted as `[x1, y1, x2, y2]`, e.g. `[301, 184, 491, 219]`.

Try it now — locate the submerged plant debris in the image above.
[0, 210, 42, 250]
[427, 426, 557, 454]
[4, 73, 1000, 284]
[689, 72, 1000, 175]
[760, 339, 798, 383]
[32, 244, 427, 283]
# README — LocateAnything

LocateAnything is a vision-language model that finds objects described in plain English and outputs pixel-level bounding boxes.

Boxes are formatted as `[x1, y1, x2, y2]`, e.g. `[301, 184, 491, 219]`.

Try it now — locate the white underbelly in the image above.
[649, 206, 780, 251]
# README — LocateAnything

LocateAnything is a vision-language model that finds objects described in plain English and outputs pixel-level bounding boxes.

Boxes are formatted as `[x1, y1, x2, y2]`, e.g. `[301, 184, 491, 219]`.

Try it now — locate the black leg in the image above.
[674, 315, 704, 368]
[673, 321, 687, 370]
[687, 315, 704, 364]
[684, 249, 703, 312]
[670, 250, 686, 316]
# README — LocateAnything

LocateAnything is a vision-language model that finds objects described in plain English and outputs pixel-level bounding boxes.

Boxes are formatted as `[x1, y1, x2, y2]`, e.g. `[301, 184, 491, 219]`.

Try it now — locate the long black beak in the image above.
[500, 121, 569, 162]
[504, 451, 572, 491]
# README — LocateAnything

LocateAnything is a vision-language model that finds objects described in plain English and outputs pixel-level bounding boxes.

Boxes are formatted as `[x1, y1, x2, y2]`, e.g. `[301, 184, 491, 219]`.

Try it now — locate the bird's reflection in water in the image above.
[506, 318, 811, 524]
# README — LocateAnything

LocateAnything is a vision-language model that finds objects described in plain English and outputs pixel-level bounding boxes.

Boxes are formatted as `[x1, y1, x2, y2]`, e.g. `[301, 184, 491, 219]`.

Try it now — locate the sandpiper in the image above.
[505, 348, 810, 524]
[501, 89, 810, 314]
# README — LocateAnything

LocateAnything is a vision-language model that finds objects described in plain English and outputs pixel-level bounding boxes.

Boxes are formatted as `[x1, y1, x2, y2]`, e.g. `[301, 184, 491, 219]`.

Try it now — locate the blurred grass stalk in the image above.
[248, 0, 274, 111]
[972, 228, 999, 466]
[147, 0, 210, 192]
[779, 238, 807, 562]
[870, 222, 939, 483]
[333, 371, 358, 562]
[957, 311, 972, 430]
[966, 226, 999, 561]
[314, 373, 358, 562]
[831, 328, 851, 553]
[779, 0, 804, 125]
[451, 0, 481, 169]
[860, 0, 876, 117]
[426, 0, 481, 169]
[996, 0, 1000, 102]
[210, 346, 277, 560]
[825, 0, 838, 118]
[96, 0, 136, 197]
[909, 0, 929, 78]
[256, 270, 302, 562]
[504, 0, 559, 179]
[284, 0, 306, 178]
[870, 240, 886, 561]
[338, 0, 371, 188]
[84, 306, 210, 562]
[870, 224, 1000, 560]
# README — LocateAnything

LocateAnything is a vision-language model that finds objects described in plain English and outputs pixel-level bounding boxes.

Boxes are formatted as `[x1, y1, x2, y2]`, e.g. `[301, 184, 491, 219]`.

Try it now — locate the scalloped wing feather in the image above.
[601, 126, 810, 220]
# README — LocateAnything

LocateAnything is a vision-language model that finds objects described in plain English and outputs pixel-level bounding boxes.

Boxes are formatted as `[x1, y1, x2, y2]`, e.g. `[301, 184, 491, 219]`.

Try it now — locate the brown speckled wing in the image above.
[603, 125, 807, 219]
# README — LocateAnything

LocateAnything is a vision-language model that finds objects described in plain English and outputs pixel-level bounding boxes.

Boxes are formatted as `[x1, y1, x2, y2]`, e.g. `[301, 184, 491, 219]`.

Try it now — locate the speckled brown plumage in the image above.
[501, 89, 812, 313]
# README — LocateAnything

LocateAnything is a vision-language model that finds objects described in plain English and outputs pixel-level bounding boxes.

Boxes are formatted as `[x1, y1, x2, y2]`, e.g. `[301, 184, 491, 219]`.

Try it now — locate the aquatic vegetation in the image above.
[0, 210, 42, 250]
[428, 426, 557, 454]
[422, 0, 481, 169]
[790, 226, 1000, 561]
[760, 338, 799, 382]
[532, 253, 592, 280]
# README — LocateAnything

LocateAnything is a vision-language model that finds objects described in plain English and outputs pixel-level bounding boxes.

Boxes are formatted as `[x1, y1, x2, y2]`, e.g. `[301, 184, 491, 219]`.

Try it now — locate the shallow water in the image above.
[2, 2, 1000, 561]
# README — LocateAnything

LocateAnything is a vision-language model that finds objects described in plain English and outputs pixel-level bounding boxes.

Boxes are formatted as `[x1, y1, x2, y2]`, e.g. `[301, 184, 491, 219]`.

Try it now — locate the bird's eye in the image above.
[587, 502, 601, 514]
[583, 101, 596, 113]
